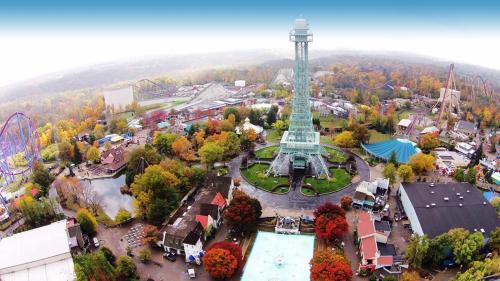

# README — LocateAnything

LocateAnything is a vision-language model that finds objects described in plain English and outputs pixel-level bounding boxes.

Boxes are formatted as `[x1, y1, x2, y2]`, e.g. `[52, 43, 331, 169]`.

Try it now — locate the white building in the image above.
[435, 150, 470, 174]
[0, 220, 76, 281]
[234, 80, 246, 87]
[455, 142, 476, 158]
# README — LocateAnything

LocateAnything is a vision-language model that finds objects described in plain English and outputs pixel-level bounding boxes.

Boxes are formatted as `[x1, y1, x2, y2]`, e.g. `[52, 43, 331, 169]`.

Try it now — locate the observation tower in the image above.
[268, 18, 329, 179]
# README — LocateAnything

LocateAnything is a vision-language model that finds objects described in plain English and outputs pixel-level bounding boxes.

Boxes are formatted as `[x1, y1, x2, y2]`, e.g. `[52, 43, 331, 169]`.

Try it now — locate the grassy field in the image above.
[240, 163, 289, 193]
[369, 129, 392, 143]
[303, 168, 352, 194]
[320, 135, 335, 145]
[396, 110, 415, 121]
[323, 147, 348, 163]
[313, 112, 347, 128]
[114, 111, 135, 121]
[255, 146, 279, 158]
[265, 129, 282, 143]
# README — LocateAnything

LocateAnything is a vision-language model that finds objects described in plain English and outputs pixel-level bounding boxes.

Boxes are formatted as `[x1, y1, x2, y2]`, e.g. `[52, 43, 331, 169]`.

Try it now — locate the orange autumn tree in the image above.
[171, 136, 196, 161]
[310, 249, 352, 281]
[203, 248, 238, 280]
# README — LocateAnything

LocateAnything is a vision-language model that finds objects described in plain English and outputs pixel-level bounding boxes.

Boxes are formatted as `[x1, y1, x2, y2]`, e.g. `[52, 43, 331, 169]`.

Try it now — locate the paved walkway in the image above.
[229, 144, 370, 210]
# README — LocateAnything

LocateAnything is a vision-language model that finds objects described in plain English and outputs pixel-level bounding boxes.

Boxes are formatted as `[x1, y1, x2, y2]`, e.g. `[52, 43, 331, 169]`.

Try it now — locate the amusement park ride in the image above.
[268, 18, 330, 179]
[0, 112, 41, 205]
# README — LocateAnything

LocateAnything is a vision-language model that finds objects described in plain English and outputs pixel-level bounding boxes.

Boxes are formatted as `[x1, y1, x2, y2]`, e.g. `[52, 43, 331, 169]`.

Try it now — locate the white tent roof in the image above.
[0, 220, 75, 281]
[398, 119, 412, 128]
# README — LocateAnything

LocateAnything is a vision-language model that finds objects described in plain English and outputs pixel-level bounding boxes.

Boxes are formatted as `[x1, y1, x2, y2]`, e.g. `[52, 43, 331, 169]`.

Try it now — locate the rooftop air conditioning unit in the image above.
[456, 193, 461, 196]
[444, 197, 449, 201]
[431, 203, 436, 207]
[459, 203, 463, 207]
[459, 196, 464, 200]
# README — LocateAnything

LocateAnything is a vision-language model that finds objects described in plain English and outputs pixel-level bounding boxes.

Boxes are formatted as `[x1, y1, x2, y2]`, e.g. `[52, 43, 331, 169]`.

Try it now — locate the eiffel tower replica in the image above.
[268, 18, 330, 179]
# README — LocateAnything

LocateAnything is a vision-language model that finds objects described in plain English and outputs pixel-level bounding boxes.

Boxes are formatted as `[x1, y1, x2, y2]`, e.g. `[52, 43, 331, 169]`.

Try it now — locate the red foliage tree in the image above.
[340, 196, 353, 210]
[203, 248, 238, 280]
[313, 202, 345, 219]
[224, 190, 262, 234]
[310, 250, 352, 281]
[207, 242, 243, 272]
[314, 215, 349, 241]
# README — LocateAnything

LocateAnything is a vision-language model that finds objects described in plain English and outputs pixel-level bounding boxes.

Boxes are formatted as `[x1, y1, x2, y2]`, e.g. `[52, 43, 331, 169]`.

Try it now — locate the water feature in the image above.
[241, 231, 314, 281]
[83, 174, 134, 218]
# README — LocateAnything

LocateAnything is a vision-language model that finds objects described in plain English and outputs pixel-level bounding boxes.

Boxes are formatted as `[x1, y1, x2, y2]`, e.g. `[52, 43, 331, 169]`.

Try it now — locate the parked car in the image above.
[188, 268, 196, 279]
[93, 237, 100, 248]
[163, 252, 177, 262]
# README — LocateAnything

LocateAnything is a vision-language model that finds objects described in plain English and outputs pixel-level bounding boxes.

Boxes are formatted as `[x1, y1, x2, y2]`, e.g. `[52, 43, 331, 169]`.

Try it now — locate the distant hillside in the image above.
[0, 50, 284, 100]
[1, 50, 499, 100]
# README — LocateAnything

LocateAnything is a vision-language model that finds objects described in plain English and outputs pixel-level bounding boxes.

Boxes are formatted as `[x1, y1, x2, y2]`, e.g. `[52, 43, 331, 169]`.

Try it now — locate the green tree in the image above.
[73, 141, 83, 164]
[453, 231, 484, 265]
[350, 123, 370, 144]
[382, 163, 397, 185]
[489, 227, 500, 251]
[491, 198, 500, 216]
[223, 107, 241, 124]
[453, 257, 500, 281]
[388, 151, 398, 166]
[74, 250, 116, 281]
[115, 209, 132, 224]
[139, 249, 151, 263]
[266, 105, 279, 126]
[426, 233, 452, 267]
[272, 120, 288, 132]
[116, 256, 138, 281]
[398, 164, 415, 182]
[220, 132, 241, 159]
[153, 132, 178, 155]
[405, 234, 430, 268]
[86, 146, 101, 163]
[100, 246, 116, 266]
[31, 161, 55, 196]
[19, 197, 63, 228]
[76, 208, 99, 237]
[58, 141, 73, 162]
[464, 167, 477, 185]
[130, 165, 180, 225]
[454, 168, 466, 182]
[198, 142, 224, 170]
[125, 146, 161, 185]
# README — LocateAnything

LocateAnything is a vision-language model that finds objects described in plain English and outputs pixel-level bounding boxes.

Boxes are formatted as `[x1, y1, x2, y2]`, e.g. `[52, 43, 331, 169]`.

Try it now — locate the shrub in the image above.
[139, 249, 151, 263]
[115, 209, 132, 224]
[340, 196, 353, 210]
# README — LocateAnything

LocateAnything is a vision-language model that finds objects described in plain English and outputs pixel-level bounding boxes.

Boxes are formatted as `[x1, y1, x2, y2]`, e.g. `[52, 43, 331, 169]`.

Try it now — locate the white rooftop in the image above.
[398, 119, 412, 127]
[0, 220, 75, 281]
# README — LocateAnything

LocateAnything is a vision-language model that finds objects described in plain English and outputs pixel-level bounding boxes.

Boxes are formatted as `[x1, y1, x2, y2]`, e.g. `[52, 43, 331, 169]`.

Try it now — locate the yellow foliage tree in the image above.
[333, 131, 357, 148]
[409, 153, 435, 175]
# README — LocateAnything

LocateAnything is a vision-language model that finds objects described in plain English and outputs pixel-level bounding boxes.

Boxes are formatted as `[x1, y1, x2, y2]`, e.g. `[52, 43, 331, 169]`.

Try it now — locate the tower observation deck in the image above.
[268, 19, 330, 179]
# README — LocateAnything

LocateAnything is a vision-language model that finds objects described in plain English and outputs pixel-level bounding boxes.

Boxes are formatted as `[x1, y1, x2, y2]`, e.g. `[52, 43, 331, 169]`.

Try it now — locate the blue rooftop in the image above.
[361, 138, 419, 164]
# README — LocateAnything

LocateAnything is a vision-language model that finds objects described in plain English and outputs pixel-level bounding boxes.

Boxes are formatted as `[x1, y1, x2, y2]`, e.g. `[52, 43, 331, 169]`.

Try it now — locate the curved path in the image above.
[229, 143, 370, 210]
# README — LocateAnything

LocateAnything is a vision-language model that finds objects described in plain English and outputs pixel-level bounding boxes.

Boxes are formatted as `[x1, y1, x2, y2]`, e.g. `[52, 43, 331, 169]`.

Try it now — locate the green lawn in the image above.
[114, 111, 135, 121]
[320, 135, 335, 145]
[397, 110, 415, 121]
[266, 129, 282, 143]
[303, 168, 352, 194]
[240, 163, 289, 193]
[369, 129, 392, 143]
[313, 112, 347, 128]
[255, 146, 279, 158]
[323, 147, 348, 163]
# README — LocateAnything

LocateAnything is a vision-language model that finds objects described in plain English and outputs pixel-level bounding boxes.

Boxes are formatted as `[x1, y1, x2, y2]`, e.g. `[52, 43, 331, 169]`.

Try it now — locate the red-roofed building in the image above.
[211, 192, 226, 208]
[356, 211, 395, 272]
[195, 215, 211, 231]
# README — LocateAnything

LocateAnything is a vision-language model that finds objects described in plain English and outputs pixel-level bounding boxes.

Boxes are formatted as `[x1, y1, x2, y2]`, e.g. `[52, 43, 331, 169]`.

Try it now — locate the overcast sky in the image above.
[1, 0, 499, 87]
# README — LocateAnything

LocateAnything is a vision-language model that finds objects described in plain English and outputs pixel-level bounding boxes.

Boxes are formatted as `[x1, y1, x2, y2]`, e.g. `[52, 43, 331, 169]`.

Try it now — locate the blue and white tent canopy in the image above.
[361, 138, 420, 164]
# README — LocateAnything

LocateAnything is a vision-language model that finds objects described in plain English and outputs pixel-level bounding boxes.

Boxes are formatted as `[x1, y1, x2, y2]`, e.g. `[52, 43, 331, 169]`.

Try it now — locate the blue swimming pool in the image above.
[241, 231, 315, 281]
